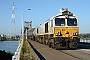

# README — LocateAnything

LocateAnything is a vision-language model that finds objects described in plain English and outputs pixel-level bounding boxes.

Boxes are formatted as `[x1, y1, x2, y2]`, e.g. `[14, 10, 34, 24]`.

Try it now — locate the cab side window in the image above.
[51, 20, 53, 27]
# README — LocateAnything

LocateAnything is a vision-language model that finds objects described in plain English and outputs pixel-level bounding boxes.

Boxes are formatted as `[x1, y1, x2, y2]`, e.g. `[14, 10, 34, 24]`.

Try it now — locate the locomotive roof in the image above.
[35, 8, 78, 28]
[48, 8, 77, 21]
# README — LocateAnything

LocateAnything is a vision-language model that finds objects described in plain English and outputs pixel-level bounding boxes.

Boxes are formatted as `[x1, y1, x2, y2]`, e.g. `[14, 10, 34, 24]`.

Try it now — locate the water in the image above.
[0, 41, 19, 53]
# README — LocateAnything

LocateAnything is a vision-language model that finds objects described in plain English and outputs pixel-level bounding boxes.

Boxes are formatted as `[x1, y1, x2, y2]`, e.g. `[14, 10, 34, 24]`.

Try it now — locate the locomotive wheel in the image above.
[43, 41, 46, 45]
[48, 42, 52, 48]
[69, 42, 78, 48]
[40, 39, 43, 44]
[66, 41, 69, 48]
[42, 40, 44, 44]
[50, 39, 55, 48]
[36, 40, 38, 42]
[51, 43, 55, 48]
[55, 43, 61, 50]
[41, 40, 43, 44]
[46, 40, 48, 45]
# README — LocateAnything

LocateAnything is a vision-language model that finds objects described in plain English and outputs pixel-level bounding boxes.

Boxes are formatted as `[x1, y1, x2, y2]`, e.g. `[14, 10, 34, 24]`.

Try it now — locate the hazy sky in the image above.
[0, 0, 90, 35]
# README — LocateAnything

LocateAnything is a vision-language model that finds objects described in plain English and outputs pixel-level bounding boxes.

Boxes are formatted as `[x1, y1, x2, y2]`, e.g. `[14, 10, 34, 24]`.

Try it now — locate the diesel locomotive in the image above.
[28, 8, 80, 49]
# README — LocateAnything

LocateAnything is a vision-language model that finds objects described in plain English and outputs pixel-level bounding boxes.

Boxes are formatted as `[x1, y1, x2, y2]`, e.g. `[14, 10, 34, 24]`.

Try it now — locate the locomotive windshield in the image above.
[67, 18, 77, 26]
[55, 18, 65, 26]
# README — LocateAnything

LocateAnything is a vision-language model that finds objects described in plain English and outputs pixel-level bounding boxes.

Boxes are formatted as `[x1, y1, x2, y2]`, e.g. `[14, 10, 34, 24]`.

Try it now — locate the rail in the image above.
[12, 38, 23, 60]
[28, 40, 40, 60]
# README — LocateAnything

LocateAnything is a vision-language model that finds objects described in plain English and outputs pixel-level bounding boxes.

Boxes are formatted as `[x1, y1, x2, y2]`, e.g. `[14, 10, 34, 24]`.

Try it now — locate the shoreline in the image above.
[0, 39, 19, 41]
[0, 50, 13, 60]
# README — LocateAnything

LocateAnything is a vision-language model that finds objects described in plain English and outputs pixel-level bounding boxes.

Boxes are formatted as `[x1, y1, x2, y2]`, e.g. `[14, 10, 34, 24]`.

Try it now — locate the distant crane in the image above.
[10, 2, 16, 40]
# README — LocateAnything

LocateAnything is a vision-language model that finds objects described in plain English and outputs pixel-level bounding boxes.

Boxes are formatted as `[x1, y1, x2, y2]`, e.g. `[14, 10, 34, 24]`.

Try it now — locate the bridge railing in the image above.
[12, 38, 23, 60]
[12, 38, 40, 60]
[80, 40, 90, 43]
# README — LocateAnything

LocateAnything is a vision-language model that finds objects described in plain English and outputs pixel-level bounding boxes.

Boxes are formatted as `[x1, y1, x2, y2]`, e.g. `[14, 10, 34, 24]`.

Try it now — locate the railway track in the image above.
[59, 49, 90, 60]
[28, 40, 90, 60]
[56, 42, 90, 60]
[59, 42, 90, 60]
[28, 40, 46, 60]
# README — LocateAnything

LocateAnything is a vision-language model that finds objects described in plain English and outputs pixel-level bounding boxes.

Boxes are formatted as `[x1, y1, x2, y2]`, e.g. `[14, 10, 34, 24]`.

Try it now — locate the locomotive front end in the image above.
[54, 27, 80, 48]
[53, 8, 80, 48]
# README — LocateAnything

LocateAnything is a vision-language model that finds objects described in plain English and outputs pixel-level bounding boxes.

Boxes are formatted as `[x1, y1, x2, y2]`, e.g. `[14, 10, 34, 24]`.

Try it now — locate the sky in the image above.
[0, 0, 90, 35]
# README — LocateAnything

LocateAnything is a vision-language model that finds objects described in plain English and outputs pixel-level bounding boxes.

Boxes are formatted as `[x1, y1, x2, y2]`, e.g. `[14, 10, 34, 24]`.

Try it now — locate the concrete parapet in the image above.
[12, 38, 23, 60]
[80, 40, 90, 43]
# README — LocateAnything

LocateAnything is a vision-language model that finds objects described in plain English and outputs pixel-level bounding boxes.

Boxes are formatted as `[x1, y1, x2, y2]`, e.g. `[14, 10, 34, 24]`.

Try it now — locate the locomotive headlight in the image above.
[56, 33, 58, 36]
[73, 32, 78, 36]
[56, 32, 59, 36]
[59, 33, 61, 36]
[75, 32, 78, 35]
[56, 32, 62, 36]
[73, 33, 76, 35]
